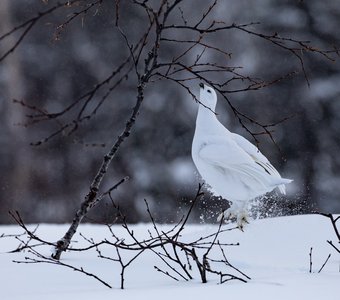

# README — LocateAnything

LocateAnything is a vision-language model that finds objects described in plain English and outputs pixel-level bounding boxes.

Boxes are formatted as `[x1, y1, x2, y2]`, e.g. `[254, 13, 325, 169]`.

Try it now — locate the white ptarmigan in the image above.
[192, 83, 292, 229]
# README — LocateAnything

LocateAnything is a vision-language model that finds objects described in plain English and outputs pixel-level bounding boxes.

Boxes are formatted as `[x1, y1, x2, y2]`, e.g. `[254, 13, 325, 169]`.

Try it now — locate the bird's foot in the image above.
[217, 206, 249, 231]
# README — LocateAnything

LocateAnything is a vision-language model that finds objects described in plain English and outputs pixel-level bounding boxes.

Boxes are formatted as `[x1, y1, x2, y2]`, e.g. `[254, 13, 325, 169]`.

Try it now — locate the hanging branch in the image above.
[3, 0, 338, 145]
[53, 0, 103, 41]
[6, 0, 337, 146]
[0, 0, 86, 63]
[162, 21, 339, 85]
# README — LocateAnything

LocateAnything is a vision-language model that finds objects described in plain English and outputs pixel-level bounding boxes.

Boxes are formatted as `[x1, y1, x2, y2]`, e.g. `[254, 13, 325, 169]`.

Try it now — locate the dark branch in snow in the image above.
[326, 240, 340, 254]
[308, 245, 332, 273]
[9, 185, 247, 289]
[309, 247, 313, 273]
[309, 212, 339, 273]
[51, 176, 129, 260]
[318, 254, 331, 273]
[13, 247, 112, 288]
[314, 212, 340, 254]
[315, 212, 340, 242]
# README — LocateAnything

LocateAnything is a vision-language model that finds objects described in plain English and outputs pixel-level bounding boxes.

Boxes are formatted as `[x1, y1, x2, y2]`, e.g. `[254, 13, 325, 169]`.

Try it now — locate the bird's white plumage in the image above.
[192, 84, 292, 229]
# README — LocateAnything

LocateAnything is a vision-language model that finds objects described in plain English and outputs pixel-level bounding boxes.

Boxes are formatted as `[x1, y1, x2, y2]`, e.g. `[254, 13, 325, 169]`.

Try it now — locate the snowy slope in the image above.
[0, 215, 339, 300]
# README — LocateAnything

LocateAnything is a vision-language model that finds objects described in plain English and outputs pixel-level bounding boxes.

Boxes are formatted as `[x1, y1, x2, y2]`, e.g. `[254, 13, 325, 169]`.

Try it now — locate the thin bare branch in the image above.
[0, 1, 83, 62]
[318, 254, 331, 273]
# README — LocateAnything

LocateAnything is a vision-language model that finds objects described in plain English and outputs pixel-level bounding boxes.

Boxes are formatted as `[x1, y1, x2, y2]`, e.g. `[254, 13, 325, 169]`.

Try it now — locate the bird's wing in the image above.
[231, 133, 287, 194]
[198, 140, 272, 189]
[198, 138, 292, 194]
[198, 138, 255, 169]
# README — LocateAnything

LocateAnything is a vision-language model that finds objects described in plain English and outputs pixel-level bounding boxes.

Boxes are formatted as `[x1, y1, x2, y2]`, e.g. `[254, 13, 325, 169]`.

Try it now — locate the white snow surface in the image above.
[0, 215, 339, 300]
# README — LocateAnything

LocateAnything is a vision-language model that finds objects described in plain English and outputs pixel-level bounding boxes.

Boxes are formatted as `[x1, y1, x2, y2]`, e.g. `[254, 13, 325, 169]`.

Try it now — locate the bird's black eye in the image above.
[207, 90, 211, 93]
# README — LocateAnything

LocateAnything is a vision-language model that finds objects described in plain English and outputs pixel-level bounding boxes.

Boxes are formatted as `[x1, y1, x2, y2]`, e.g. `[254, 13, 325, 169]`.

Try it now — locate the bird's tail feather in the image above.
[276, 178, 293, 194]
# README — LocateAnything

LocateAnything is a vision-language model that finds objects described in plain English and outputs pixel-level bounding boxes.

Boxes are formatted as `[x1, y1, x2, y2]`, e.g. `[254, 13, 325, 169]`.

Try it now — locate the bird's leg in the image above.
[218, 201, 249, 231]
[236, 209, 249, 231]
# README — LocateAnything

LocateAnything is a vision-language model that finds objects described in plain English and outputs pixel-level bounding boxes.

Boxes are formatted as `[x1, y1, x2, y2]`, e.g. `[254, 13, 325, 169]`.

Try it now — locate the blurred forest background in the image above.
[1, 0, 340, 224]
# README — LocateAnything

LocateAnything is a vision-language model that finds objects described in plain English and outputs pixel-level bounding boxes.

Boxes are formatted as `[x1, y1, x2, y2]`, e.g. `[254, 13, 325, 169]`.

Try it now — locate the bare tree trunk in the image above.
[52, 84, 145, 260]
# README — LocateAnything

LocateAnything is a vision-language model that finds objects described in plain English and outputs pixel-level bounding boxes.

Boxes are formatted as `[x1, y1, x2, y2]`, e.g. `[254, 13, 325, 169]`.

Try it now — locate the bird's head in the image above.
[199, 83, 217, 111]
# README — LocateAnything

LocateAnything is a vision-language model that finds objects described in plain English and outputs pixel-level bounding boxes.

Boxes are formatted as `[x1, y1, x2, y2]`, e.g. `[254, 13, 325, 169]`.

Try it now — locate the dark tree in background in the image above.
[0, 0, 339, 225]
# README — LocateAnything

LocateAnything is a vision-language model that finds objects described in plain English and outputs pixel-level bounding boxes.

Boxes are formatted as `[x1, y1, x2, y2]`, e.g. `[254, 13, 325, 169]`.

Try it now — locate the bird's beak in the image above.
[199, 83, 204, 89]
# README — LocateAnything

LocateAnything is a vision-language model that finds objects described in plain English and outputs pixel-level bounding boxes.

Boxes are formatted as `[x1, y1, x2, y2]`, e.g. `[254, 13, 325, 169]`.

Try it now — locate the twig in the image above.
[327, 240, 340, 254]
[154, 265, 180, 281]
[13, 247, 112, 288]
[315, 212, 340, 242]
[0, 1, 83, 62]
[54, 0, 103, 41]
[318, 254, 331, 273]
[52, 176, 129, 259]
[218, 243, 251, 280]
[313, 212, 340, 254]
[9, 184, 245, 288]
[309, 247, 313, 273]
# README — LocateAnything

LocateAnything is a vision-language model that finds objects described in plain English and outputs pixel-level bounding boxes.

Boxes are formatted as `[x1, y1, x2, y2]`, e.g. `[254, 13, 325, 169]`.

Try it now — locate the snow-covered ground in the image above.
[1, 214, 339, 300]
